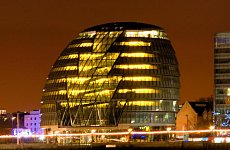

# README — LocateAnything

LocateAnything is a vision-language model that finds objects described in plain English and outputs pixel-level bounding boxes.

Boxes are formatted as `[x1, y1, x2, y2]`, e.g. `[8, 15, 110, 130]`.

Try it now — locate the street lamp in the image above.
[91, 129, 96, 143]
[11, 117, 16, 143]
[128, 128, 132, 144]
[16, 113, 20, 145]
[11, 117, 16, 129]
[209, 126, 215, 140]
[209, 126, 215, 130]
[166, 127, 171, 141]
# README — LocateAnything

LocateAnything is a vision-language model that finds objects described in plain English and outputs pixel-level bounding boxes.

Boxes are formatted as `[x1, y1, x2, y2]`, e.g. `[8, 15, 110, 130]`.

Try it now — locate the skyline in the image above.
[1, 0, 230, 112]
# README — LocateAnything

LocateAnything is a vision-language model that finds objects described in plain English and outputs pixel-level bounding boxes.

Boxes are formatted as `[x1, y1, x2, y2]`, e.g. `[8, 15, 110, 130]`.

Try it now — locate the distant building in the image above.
[176, 101, 197, 131]
[176, 101, 213, 130]
[189, 102, 213, 129]
[214, 32, 230, 127]
[12, 111, 29, 129]
[24, 110, 43, 134]
[0, 110, 6, 115]
[0, 111, 12, 135]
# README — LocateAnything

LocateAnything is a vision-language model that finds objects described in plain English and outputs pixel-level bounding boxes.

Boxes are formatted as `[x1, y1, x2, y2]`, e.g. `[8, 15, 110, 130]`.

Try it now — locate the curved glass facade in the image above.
[41, 22, 180, 128]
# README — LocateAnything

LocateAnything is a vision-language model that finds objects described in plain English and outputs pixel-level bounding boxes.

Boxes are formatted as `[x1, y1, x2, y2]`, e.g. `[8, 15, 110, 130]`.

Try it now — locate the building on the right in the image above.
[214, 32, 230, 127]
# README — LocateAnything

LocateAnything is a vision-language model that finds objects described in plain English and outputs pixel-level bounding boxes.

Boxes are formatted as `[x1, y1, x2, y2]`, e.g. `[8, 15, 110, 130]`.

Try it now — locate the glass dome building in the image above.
[41, 22, 180, 131]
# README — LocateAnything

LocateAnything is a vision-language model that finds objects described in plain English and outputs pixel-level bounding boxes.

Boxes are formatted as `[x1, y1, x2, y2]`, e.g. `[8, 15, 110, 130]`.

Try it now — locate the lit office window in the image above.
[120, 53, 155, 58]
[115, 64, 157, 69]
[114, 41, 151, 46]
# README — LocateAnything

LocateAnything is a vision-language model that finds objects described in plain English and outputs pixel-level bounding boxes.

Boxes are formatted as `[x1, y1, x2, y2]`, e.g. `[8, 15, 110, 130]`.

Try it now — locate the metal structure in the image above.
[41, 22, 180, 129]
[214, 32, 230, 127]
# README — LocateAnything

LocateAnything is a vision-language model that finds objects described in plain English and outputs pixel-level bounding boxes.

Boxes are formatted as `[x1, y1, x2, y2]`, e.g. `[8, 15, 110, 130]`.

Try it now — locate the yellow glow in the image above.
[47, 77, 90, 84]
[120, 101, 158, 106]
[115, 64, 157, 69]
[84, 90, 114, 97]
[78, 31, 96, 38]
[67, 90, 87, 95]
[80, 53, 104, 60]
[59, 102, 108, 108]
[60, 102, 87, 108]
[59, 54, 78, 60]
[92, 76, 121, 84]
[67, 77, 90, 83]
[118, 88, 159, 93]
[52, 66, 78, 72]
[115, 41, 151, 46]
[94, 67, 111, 75]
[228, 88, 230, 96]
[125, 30, 168, 39]
[59, 90, 66, 95]
[67, 43, 93, 48]
[123, 76, 160, 81]
[125, 30, 158, 37]
[79, 66, 95, 71]
[120, 53, 155, 57]
[209, 126, 215, 130]
[44, 89, 92, 97]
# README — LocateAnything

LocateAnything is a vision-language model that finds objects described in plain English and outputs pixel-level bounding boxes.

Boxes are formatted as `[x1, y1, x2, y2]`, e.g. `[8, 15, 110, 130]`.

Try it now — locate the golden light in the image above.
[209, 126, 215, 130]
[128, 128, 133, 133]
[166, 127, 171, 131]
[91, 129, 96, 134]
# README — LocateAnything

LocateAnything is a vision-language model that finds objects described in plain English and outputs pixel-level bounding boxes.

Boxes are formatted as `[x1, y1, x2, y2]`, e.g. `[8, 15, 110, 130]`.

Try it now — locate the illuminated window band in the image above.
[77, 31, 96, 39]
[43, 90, 87, 97]
[115, 64, 157, 69]
[67, 43, 93, 49]
[118, 88, 159, 93]
[84, 90, 115, 98]
[123, 76, 160, 81]
[125, 30, 168, 39]
[52, 66, 101, 72]
[60, 102, 109, 108]
[58, 53, 119, 61]
[47, 76, 158, 85]
[120, 53, 155, 58]
[114, 41, 151, 46]
[44, 89, 114, 97]
[59, 54, 78, 60]
[47, 77, 90, 84]
[80, 53, 104, 60]
[120, 101, 160, 106]
[52, 66, 78, 72]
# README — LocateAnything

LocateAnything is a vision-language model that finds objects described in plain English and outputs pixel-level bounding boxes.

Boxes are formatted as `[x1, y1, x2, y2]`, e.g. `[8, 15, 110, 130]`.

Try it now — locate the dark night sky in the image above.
[0, 0, 230, 112]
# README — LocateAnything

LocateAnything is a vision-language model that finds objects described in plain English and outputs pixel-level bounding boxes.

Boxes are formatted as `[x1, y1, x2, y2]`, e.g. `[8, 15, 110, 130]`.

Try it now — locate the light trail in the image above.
[1, 129, 230, 139]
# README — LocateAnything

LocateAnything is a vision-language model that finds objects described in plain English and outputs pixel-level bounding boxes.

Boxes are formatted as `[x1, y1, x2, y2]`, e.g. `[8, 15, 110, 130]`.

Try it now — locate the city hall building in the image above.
[40, 22, 180, 133]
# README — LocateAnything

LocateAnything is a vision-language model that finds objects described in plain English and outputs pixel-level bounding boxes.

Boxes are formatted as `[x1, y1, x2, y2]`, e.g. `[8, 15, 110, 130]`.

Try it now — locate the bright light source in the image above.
[91, 129, 96, 133]
[209, 126, 215, 130]
[128, 128, 133, 133]
[166, 127, 171, 131]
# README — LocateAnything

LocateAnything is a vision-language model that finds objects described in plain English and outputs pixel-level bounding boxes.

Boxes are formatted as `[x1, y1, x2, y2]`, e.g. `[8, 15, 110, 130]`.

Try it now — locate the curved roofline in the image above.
[83, 22, 164, 32]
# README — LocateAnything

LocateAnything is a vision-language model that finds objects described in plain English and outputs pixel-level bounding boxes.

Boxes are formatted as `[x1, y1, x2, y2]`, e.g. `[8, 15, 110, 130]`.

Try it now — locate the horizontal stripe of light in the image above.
[68, 43, 93, 48]
[115, 41, 151, 46]
[58, 54, 78, 60]
[125, 30, 168, 39]
[120, 52, 155, 57]
[118, 88, 159, 93]
[123, 76, 159, 81]
[115, 64, 157, 69]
